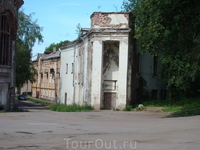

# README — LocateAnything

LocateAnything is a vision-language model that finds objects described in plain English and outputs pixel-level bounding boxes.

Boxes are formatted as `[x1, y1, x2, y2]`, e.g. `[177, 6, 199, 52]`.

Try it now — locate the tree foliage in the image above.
[44, 40, 70, 52]
[16, 10, 43, 88]
[123, 0, 200, 97]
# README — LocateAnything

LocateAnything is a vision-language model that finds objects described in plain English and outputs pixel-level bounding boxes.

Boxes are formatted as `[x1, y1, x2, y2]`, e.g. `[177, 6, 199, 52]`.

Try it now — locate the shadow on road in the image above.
[15, 99, 50, 111]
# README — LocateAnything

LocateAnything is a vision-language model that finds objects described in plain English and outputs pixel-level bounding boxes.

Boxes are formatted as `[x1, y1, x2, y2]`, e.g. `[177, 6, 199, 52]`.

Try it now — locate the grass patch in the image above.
[143, 97, 200, 117]
[123, 105, 134, 111]
[49, 104, 93, 112]
[27, 98, 52, 106]
[169, 108, 200, 117]
[0, 110, 7, 113]
[0, 106, 27, 113]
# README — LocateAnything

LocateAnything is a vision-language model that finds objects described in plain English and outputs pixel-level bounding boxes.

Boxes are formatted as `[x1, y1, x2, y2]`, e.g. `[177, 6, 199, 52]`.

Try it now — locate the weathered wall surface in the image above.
[60, 47, 75, 105]
[0, 0, 23, 110]
[84, 38, 93, 105]
[137, 52, 167, 101]
[103, 41, 119, 79]
[102, 41, 119, 109]
[60, 12, 131, 110]
[89, 31, 130, 110]
[31, 52, 60, 102]
[91, 12, 129, 28]
[0, 83, 8, 105]
[91, 40, 103, 110]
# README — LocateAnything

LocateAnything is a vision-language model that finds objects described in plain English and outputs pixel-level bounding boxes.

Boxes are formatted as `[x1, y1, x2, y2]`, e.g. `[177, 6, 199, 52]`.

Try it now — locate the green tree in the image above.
[76, 23, 82, 38]
[16, 10, 43, 88]
[44, 40, 70, 52]
[123, 0, 200, 98]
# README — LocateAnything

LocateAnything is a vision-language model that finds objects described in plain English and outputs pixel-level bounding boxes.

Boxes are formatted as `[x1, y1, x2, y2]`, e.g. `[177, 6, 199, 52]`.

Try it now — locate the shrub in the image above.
[136, 106, 146, 111]
[123, 105, 133, 111]
[49, 104, 93, 112]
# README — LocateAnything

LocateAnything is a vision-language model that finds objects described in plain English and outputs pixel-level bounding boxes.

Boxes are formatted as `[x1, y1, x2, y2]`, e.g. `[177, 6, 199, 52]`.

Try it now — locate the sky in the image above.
[22, 0, 125, 56]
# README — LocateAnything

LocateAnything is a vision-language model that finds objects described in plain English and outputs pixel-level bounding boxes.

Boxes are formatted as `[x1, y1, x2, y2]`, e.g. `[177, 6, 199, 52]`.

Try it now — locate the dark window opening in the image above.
[66, 63, 68, 74]
[0, 15, 11, 66]
[65, 92, 67, 104]
[153, 56, 158, 76]
[137, 53, 140, 74]
[152, 90, 158, 100]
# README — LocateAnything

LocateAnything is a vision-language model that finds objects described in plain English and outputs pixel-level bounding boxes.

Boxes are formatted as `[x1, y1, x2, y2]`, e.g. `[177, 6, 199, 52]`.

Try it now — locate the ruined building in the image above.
[0, 0, 24, 110]
[31, 49, 60, 102]
[60, 12, 166, 110]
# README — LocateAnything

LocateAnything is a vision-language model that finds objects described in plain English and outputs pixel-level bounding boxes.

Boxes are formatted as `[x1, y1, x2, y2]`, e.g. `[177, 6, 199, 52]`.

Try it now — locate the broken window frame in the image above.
[0, 14, 11, 66]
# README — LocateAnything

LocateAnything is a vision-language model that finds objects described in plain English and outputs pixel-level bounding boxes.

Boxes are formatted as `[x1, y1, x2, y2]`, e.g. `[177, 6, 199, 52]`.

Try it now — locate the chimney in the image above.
[53, 47, 56, 52]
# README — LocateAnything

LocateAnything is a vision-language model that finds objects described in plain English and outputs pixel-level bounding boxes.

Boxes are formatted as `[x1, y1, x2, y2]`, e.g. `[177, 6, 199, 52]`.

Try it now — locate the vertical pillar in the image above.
[91, 40, 103, 110]
[117, 40, 129, 110]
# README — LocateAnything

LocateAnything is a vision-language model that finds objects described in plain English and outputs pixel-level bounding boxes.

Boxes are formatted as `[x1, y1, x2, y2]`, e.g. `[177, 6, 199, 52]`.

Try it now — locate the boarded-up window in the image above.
[0, 15, 11, 66]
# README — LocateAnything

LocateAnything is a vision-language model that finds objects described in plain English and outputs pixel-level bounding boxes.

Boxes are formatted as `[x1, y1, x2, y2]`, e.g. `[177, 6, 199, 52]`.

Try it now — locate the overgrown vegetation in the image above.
[16, 10, 43, 89]
[143, 97, 200, 117]
[135, 105, 146, 111]
[27, 98, 52, 106]
[49, 104, 93, 112]
[123, 105, 134, 111]
[169, 108, 200, 117]
[122, 0, 200, 116]
[122, 0, 200, 99]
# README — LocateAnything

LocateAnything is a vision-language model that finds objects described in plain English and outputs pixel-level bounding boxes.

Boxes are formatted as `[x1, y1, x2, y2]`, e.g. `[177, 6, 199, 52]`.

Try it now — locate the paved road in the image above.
[0, 100, 200, 150]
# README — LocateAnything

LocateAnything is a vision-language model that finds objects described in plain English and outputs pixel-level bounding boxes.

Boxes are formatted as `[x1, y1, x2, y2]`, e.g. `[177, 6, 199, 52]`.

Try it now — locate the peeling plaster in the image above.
[103, 41, 119, 74]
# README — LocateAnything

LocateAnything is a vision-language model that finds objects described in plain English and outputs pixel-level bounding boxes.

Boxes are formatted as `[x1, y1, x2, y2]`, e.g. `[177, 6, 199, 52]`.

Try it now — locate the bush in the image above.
[123, 105, 133, 111]
[136, 106, 146, 111]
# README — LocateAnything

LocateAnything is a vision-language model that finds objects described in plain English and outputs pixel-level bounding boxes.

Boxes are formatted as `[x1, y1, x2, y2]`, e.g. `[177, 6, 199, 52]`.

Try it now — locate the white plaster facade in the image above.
[60, 12, 167, 110]
[60, 12, 132, 110]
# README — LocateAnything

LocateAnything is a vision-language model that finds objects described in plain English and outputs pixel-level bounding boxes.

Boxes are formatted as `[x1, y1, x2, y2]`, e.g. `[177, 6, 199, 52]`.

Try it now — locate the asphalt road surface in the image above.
[0, 100, 200, 150]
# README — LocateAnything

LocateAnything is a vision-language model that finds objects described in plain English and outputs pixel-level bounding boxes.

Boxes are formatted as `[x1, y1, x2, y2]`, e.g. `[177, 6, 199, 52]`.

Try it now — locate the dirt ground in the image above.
[0, 100, 199, 150]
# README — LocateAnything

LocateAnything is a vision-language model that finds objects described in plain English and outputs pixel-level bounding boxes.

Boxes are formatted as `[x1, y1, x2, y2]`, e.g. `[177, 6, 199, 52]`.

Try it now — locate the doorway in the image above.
[104, 92, 116, 109]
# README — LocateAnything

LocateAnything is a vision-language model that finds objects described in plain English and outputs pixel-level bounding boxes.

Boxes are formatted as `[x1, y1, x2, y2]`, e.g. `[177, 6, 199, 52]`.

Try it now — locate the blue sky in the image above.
[22, 0, 125, 56]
